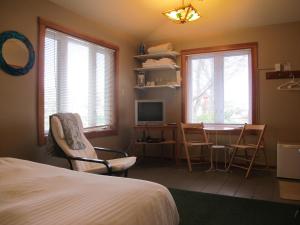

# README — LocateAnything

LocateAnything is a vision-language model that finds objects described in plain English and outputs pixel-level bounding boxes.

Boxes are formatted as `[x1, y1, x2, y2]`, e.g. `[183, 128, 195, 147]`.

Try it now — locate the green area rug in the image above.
[169, 188, 300, 225]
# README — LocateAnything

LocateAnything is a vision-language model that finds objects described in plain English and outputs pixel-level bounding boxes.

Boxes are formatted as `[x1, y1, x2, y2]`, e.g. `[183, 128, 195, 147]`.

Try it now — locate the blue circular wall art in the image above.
[0, 31, 35, 76]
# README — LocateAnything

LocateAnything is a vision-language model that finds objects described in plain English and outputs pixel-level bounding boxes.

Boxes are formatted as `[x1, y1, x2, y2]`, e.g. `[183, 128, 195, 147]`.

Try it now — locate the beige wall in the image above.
[143, 22, 300, 165]
[0, 0, 136, 166]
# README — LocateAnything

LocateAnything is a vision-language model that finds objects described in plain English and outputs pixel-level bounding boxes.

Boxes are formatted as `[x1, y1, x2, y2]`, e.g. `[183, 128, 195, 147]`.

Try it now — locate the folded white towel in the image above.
[142, 62, 158, 68]
[148, 43, 173, 54]
[144, 59, 157, 64]
[142, 59, 157, 67]
[158, 58, 175, 64]
[142, 58, 176, 68]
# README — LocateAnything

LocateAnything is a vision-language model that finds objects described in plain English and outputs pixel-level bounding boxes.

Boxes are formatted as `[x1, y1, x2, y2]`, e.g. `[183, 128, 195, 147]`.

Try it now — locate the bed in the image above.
[0, 157, 179, 225]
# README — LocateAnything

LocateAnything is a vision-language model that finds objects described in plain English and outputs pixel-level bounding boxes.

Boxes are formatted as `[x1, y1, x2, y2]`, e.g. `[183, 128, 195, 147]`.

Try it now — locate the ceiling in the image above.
[48, 0, 300, 42]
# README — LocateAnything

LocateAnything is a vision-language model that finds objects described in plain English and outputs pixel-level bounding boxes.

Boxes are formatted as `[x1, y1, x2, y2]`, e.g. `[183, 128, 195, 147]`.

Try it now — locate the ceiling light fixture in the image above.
[163, 0, 201, 24]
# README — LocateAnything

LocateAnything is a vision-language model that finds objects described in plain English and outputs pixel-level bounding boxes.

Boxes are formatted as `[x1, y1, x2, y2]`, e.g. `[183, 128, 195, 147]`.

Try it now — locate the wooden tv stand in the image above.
[133, 124, 178, 161]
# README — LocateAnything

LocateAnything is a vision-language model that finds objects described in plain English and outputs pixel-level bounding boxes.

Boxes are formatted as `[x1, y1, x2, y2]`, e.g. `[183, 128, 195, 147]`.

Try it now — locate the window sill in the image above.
[84, 127, 118, 139]
[40, 127, 118, 145]
[204, 123, 244, 128]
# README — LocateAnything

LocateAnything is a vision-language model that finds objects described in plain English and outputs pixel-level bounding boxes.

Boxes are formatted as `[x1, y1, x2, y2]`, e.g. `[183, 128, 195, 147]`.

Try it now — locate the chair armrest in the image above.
[67, 156, 112, 174]
[94, 147, 128, 157]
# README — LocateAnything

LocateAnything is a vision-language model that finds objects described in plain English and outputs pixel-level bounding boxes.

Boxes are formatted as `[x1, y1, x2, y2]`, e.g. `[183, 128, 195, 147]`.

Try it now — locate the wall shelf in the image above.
[266, 71, 300, 79]
[134, 84, 180, 89]
[133, 49, 181, 90]
[133, 124, 178, 160]
[134, 51, 180, 60]
[134, 64, 180, 72]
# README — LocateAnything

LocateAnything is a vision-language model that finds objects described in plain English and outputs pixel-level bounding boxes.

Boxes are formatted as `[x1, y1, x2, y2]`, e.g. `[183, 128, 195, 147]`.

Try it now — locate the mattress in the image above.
[0, 157, 179, 225]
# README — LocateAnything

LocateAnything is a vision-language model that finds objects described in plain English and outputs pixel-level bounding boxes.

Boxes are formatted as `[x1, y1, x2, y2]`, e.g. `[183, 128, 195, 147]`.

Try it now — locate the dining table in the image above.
[204, 124, 242, 171]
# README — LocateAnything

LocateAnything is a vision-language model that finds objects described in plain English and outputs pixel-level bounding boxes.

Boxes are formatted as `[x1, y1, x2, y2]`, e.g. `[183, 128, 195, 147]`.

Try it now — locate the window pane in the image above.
[224, 54, 250, 124]
[187, 49, 252, 124]
[190, 57, 215, 123]
[66, 41, 89, 127]
[44, 37, 57, 132]
[96, 53, 105, 125]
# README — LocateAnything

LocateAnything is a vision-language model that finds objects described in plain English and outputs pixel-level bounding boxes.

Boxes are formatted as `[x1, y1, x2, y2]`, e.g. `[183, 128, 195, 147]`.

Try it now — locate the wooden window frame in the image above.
[181, 42, 258, 124]
[37, 18, 119, 145]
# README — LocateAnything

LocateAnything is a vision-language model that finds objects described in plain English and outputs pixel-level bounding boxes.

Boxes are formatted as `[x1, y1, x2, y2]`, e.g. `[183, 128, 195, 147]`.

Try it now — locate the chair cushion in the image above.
[84, 156, 137, 174]
[53, 116, 65, 139]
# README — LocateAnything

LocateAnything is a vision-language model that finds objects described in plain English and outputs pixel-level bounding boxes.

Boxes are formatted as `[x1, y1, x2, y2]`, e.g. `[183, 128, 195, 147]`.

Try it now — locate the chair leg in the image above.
[244, 149, 249, 160]
[209, 147, 214, 170]
[245, 149, 258, 178]
[175, 143, 180, 166]
[124, 170, 128, 177]
[183, 144, 192, 172]
[226, 148, 237, 172]
[224, 147, 228, 169]
[262, 148, 269, 168]
[67, 158, 73, 170]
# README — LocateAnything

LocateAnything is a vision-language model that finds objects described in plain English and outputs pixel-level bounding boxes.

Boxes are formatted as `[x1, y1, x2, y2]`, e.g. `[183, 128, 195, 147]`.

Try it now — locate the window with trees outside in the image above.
[38, 19, 119, 144]
[182, 43, 257, 125]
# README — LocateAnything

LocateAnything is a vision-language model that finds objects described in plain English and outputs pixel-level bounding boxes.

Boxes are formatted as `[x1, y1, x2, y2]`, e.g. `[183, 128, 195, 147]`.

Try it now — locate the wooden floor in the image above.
[129, 158, 300, 205]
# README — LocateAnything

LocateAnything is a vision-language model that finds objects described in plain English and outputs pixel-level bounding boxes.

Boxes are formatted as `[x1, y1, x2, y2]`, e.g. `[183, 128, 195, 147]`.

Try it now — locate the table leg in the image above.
[206, 146, 215, 172]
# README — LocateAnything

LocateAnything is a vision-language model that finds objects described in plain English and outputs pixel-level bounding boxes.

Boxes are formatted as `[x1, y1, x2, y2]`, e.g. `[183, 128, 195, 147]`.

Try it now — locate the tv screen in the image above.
[136, 100, 164, 124]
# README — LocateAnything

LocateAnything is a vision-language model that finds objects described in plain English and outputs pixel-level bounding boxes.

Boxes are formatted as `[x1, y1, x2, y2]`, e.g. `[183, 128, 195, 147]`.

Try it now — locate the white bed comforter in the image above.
[0, 158, 179, 225]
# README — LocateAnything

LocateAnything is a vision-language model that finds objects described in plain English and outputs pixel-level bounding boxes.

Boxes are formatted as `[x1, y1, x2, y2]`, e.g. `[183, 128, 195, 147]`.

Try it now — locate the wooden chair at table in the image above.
[227, 124, 268, 178]
[180, 123, 213, 172]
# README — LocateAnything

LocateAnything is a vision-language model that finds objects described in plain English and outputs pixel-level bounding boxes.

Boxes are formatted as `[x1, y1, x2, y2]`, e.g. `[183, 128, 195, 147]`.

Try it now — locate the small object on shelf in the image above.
[274, 63, 283, 71]
[146, 137, 165, 143]
[137, 43, 146, 55]
[137, 72, 145, 87]
[147, 43, 173, 54]
[176, 71, 181, 84]
[166, 81, 177, 86]
[146, 81, 155, 86]
[283, 62, 291, 71]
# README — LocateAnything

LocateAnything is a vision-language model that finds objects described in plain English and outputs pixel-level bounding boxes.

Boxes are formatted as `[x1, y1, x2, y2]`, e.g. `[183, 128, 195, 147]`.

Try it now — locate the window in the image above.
[182, 43, 257, 124]
[38, 19, 119, 144]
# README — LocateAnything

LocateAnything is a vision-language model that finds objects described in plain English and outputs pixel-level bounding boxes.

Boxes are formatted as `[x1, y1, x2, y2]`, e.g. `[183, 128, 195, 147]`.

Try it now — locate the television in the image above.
[135, 100, 165, 125]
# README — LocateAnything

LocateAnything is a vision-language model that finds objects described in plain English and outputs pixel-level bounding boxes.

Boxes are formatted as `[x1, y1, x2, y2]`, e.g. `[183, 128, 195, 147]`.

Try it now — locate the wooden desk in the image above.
[133, 124, 178, 160]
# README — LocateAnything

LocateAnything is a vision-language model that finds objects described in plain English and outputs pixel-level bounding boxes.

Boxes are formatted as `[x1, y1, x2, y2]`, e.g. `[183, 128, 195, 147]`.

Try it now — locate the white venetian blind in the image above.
[44, 28, 115, 133]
